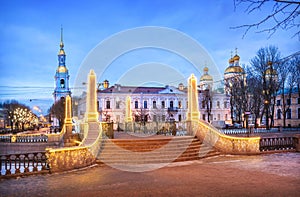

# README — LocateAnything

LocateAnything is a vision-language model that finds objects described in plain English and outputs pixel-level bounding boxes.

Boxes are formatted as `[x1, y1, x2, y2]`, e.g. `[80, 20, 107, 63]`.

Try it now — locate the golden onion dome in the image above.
[265, 68, 277, 75]
[200, 74, 213, 81]
[224, 66, 244, 74]
[233, 54, 240, 61]
[200, 67, 213, 81]
[57, 66, 68, 73]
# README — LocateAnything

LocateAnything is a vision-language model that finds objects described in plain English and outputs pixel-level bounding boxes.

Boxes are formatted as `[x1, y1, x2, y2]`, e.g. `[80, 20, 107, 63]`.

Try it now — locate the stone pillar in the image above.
[186, 74, 200, 121]
[64, 95, 72, 125]
[85, 70, 99, 122]
[64, 95, 73, 146]
[186, 74, 200, 135]
[64, 95, 73, 136]
[125, 96, 133, 132]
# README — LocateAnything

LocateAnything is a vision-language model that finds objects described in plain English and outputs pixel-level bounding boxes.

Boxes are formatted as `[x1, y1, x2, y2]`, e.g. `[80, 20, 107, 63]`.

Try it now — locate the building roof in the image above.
[98, 85, 186, 94]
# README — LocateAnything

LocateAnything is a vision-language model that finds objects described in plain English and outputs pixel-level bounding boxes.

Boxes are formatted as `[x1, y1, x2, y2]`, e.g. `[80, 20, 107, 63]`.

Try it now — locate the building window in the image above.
[144, 101, 147, 109]
[170, 101, 174, 108]
[116, 101, 120, 109]
[162, 115, 166, 122]
[153, 115, 157, 122]
[217, 101, 220, 108]
[153, 101, 157, 109]
[287, 98, 291, 105]
[298, 98, 300, 104]
[202, 114, 206, 121]
[135, 101, 138, 109]
[276, 99, 281, 106]
[106, 100, 110, 109]
[298, 108, 300, 119]
[217, 114, 220, 120]
[97, 101, 100, 111]
[225, 114, 228, 120]
[178, 114, 182, 122]
[277, 109, 281, 119]
[178, 101, 182, 108]
[161, 101, 165, 109]
[287, 109, 291, 119]
[224, 101, 227, 108]
[186, 101, 188, 109]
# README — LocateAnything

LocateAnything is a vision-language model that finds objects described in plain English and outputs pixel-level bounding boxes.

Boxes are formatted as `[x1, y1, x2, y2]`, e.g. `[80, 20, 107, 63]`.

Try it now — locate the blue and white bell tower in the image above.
[53, 27, 71, 102]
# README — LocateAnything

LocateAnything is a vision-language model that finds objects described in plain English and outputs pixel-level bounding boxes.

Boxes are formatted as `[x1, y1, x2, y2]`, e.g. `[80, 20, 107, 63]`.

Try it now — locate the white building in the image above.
[77, 69, 231, 130]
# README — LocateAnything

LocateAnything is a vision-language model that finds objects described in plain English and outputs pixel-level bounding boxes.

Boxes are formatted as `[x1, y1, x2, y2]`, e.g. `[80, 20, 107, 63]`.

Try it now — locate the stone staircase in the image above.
[96, 136, 219, 165]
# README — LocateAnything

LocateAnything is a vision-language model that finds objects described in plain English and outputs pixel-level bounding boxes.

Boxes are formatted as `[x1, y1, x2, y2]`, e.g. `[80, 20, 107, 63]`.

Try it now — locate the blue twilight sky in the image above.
[0, 0, 299, 114]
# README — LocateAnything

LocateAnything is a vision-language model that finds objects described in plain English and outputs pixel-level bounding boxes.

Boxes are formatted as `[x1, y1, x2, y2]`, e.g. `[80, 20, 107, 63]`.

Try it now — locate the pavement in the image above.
[0, 152, 299, 197]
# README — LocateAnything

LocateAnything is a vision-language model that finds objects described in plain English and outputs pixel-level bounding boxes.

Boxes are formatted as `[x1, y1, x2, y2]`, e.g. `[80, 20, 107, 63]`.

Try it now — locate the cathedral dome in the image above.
[200, 67, 213, 81]
[233, 54, 240, 61]
[57, 66, 68, 73]
[224, 66, 244, 74]
[265, 68, 277, 76]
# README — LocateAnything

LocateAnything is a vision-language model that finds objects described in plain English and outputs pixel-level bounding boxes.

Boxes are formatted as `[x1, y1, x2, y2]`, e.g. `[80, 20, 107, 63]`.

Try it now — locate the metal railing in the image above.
[220, 127, 300, 135]
[0, 134, 48, 143]
[0, 152, 49, 176]
[259, 137, 296, 151]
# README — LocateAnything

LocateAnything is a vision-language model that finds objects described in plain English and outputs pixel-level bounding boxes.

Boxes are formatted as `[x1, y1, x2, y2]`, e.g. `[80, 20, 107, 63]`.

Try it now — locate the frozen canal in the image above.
[0, 153, 299, 196]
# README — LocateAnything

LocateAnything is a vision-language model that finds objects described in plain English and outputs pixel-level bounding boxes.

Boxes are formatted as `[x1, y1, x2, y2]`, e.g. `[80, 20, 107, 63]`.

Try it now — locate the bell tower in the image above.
[53, 27, 71, 102]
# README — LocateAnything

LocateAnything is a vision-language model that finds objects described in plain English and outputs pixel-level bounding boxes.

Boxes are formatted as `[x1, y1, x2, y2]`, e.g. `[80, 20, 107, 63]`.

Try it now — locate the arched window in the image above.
[135, 101, 138, 109]
[60, 79, 65, 88]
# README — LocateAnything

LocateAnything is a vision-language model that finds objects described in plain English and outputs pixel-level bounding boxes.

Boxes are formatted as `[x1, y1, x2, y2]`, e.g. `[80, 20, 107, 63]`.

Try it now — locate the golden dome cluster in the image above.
[225, 51, 244, 74]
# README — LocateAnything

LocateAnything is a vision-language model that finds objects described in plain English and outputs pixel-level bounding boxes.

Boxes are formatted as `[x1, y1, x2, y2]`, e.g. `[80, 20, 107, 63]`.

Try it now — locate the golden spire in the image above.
[60, 25, 64, 49]
[58, 26, 65, 55]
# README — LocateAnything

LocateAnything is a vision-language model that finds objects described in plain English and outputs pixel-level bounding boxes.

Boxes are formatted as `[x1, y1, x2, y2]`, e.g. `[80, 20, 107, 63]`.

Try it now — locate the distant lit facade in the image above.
[274, 88, 300, 127]
[77, 69, 231, 129]
[53, 28, 71, 102]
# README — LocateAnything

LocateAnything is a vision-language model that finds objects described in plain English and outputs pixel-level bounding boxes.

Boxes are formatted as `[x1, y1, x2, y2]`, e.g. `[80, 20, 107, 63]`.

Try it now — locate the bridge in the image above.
[1, 71, 300, 177]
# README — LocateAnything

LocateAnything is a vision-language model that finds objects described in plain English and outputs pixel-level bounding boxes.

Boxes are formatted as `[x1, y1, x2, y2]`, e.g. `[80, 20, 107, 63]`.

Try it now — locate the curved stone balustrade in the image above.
[192, 120, 261, 154]
[0, 152, 48, 176]
[260, 137, 296, 151]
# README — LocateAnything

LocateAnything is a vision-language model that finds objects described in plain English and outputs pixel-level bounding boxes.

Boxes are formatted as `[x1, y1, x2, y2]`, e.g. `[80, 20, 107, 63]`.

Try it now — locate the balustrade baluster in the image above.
[24, 155, 30, 173]
[5, 157, 11, 175]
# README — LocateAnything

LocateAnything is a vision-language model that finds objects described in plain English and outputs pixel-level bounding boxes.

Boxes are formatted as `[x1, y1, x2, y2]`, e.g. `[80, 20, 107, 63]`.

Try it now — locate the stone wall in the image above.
[193, 120, 261, 154]
[46, 146, 95, 173]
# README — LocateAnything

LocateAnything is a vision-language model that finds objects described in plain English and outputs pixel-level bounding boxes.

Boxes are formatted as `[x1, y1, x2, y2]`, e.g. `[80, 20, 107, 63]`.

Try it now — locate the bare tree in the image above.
[246, 69, 264, 128]
[50, 98, 65, 128]
[233, 0, 300, 39]
[250, 45, 281, 129]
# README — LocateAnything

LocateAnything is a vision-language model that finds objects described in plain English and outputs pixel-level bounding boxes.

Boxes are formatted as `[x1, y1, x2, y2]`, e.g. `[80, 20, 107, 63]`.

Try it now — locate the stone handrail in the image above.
[192, 120, 261, 154]
[46, 123, 103, 173]
[260, 137, 296, 151]
[0, 152, 48, 176]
